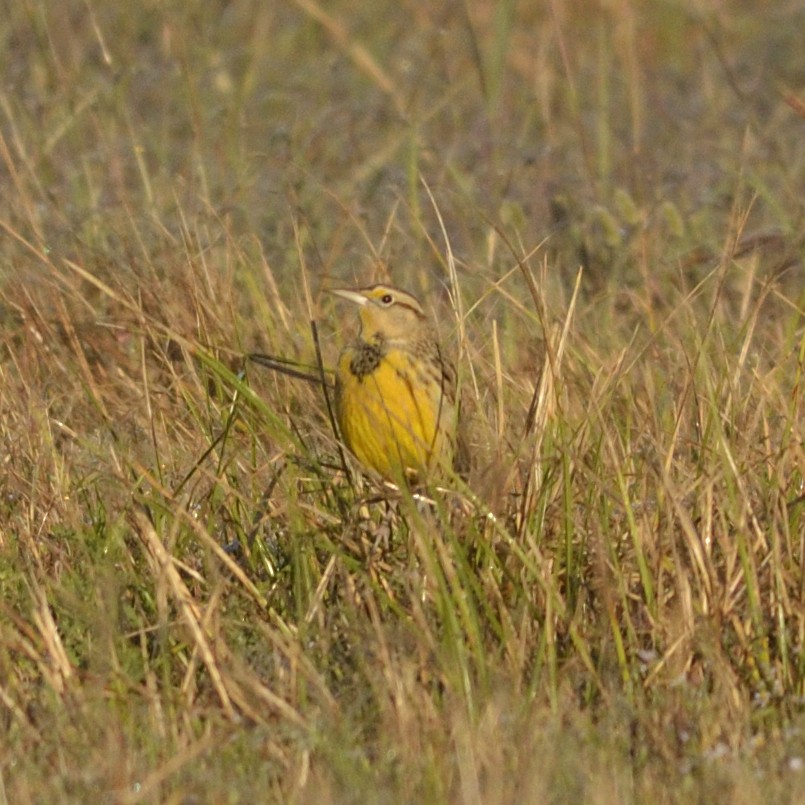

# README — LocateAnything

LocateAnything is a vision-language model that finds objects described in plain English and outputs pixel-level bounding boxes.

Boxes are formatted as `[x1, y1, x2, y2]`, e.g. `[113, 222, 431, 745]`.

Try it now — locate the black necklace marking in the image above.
[349, 339, 386, 379]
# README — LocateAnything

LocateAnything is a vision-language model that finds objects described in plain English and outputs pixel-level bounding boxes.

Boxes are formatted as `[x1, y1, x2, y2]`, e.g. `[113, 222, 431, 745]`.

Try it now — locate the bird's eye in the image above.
[380, 293, 394, 305]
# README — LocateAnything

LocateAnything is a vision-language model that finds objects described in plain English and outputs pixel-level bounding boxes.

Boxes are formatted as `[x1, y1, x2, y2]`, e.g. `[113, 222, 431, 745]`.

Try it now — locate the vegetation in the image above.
[1, 1, 804, 802]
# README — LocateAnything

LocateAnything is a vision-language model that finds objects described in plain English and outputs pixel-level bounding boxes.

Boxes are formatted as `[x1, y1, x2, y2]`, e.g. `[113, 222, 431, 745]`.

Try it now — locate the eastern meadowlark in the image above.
[331, 284, 463, 485]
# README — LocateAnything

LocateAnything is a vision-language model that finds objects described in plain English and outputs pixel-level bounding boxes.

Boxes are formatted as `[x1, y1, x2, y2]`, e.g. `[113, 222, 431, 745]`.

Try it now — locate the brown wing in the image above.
[433, 341, 470, 479]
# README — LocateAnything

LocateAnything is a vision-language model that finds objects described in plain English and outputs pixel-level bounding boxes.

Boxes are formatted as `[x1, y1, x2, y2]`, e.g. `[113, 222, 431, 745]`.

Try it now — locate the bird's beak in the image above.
[329, 288, 367, 306]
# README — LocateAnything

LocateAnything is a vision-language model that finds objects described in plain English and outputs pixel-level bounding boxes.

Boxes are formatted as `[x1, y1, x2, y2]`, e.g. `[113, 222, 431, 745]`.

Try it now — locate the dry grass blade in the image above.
[289, 0, 405, 116]
[132, 509, 237, 720]
[2, 3, 805, 802]
[30, 584, 74, 694]
[517, 266, 582, 535]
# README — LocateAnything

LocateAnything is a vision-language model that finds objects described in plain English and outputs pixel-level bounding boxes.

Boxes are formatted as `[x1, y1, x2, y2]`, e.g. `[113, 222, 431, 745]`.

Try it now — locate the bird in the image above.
[330, 283, 464, 485]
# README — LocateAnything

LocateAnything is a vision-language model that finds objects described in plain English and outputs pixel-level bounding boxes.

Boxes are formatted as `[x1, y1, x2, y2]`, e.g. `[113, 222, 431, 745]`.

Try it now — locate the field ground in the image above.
[2, 1, 805, 802]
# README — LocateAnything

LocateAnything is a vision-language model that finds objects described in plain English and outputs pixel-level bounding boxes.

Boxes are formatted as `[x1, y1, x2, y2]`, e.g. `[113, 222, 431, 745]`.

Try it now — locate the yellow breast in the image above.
[335, 346, 451, 482]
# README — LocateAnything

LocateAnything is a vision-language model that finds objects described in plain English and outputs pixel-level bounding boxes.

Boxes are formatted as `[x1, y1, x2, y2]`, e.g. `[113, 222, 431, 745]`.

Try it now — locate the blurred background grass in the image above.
[2, 1, 805, 802]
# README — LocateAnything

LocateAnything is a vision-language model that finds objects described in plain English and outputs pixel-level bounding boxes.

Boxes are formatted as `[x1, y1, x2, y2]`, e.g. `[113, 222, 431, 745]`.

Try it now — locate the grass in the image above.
[2, 0, 805, 802]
